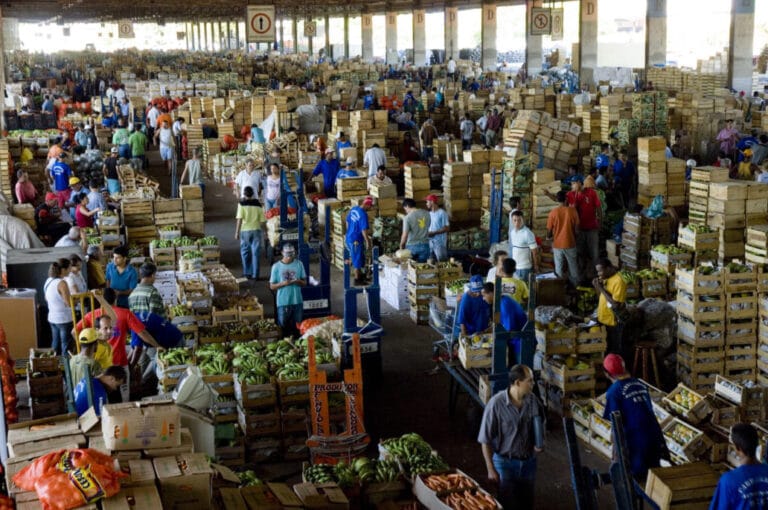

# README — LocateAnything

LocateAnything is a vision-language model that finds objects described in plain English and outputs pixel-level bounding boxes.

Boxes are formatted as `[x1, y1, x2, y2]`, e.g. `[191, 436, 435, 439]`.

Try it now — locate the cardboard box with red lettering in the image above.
[101, 401, 181, 451]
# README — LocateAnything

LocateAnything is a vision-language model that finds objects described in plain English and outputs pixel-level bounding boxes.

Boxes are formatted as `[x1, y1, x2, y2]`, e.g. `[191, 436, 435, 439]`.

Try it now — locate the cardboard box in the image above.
[154, 453, 213, 509]
[7, 413, 85, 457]
[102, 401, 181, 451]
[102, 485, 163, 510]
[293, 482, 350, 509]
[220, 487, 248, 510]
[142, 427, 194, 457]
[121, 459, 156, 487]
[241, 483, 303, 509]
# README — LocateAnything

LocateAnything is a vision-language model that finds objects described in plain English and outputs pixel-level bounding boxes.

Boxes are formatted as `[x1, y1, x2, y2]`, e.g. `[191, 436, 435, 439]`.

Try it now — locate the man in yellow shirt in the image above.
[593, 258, 627, 355]
[70, 328, 101, 386]
[499, 257, 529, 308]
[94, 315, 115, 370]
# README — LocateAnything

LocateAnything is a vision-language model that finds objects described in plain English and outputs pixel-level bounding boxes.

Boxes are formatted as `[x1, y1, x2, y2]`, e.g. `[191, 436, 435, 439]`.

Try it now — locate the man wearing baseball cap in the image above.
[346, 197, 373, 285]
[269, 244, 307, 337]
[602, 353, 667, 480]
[336, 157, 358, 180]
[69, 328, 102, 388]
[454, 275, 491, 338]
[312, 148, 340, 197]
[426, 194, 450, 262]
[48, 151, 72, 209]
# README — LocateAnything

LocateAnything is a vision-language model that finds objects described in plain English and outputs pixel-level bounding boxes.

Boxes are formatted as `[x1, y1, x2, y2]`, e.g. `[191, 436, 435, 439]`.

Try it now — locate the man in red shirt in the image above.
[74, 288, 159, 399]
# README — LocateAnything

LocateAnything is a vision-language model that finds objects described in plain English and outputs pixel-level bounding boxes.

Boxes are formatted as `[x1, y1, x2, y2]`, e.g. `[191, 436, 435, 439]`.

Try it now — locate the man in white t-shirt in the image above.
[447, 56, 457, 82]
[114, 85, 126, 104]
[234, 159, 263, 199]
[153, 119, 175, 175]
[508, 210, 538, 284]
[146, 104, 160, 143]
[363, 144, 387, 178]
[459, 113, 475, 150]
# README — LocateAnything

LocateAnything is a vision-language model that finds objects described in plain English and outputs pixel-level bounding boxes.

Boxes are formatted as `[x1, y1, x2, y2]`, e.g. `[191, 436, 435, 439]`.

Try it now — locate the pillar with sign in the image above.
[413, 9, 426, 67]
[385, 11, 397, 65]
[646, 0, 666, 68]
[306, 20, 316, 57]
[579, 0, 598, 87]
[246, 5, 276, 51]
[526, 3, 545, 76]
[444, 6, 458, 61]
[481, 3, 497, 71]
[361, 13, 373, 62]
[729, 0, 754, 94]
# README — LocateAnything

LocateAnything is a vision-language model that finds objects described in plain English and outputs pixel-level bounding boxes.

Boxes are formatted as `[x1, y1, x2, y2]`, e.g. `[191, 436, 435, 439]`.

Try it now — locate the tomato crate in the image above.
[663, 418, 711, 462]
[576, 326, 607, 354]
[725, 318, 758, 344]
[278, 378, 310, 404]
[645, 462, 719, 510]
[675, 291, 725, 322]
[678, 225, 719, 251]
[534, 327, 576, 355]
[589, 413, 612, 441]
[724, 264, 758, 292]
[650, 248, 692, 273]
[233, 373, 277, 408]
[640, 277, 668, 299]
[542, 358, 596, 393]
[725, 342, 757, 371]
[676, 342, 724, 373]
[726, 291, 758, 319]
[676, 316, 725, 347]
[237, 405, 281, 437]
[674, 267, 724, 295]
[26, 372, 63, 398]
[662, 383, 712, 425]
[28, 348, 60, 373]
[715, 374, 766, 409]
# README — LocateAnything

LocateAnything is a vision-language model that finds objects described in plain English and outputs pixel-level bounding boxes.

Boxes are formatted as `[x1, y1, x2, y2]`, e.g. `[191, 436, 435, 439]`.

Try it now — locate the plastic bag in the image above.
[13, 449, 125, 510]
[644, 195, 665, 219]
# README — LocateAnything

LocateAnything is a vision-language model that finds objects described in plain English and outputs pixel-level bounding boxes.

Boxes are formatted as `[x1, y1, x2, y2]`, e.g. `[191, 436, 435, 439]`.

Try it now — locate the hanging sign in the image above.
[118, 20, 135, 39]
[246, 5, 275, 43]
[530, 8, 551, 36]
[304, 21, 317, 38]
[551, 8, 564, 41]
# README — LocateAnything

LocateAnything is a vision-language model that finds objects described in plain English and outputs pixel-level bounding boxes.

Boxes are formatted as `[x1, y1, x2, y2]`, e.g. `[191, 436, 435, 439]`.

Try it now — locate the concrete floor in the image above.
[148, 152, 615, 509]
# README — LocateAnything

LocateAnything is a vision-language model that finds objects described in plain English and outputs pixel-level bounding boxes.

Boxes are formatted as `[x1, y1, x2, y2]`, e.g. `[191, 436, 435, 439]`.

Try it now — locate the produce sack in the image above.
[644, 195, 665, 219]
[13, 449, 125, 510]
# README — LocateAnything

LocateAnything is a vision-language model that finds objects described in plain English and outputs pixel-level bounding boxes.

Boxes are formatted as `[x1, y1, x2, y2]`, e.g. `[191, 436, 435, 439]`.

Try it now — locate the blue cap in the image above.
[469, 275, 484, 292]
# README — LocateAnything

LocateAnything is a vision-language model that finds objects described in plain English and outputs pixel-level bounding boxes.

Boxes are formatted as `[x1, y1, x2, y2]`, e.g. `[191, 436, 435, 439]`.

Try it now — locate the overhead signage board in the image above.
[246, 6, 276, 43]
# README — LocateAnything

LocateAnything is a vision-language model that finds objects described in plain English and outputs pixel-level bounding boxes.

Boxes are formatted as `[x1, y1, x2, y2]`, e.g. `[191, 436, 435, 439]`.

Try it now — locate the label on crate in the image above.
[303, 299, 329, 310]
[282, 232, 299, 241]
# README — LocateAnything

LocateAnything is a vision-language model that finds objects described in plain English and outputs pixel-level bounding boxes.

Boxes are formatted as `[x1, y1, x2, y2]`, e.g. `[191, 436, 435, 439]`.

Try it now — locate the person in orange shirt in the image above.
[546, 190, 580, 286]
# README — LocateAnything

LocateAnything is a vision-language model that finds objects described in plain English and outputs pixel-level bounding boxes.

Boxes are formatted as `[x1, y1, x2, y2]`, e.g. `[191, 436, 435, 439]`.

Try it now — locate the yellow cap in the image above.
[78, 328, 98, 345]
[69, 176, 81, 186]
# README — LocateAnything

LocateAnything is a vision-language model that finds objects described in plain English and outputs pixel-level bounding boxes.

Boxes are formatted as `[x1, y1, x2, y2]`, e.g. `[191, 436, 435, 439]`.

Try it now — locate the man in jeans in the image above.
[546, 190, 580, 287]
[508, 210, 539, 284]
[269, 244, 306, 338]
[399, 198, 431, 262]
[478, 364, 545, 509]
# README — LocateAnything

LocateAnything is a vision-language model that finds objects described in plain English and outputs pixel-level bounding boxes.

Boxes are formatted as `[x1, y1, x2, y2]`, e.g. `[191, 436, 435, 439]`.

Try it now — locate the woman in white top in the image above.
[264, 162, 282, 210]
[180, 148, 205, 197]
[65, 254, 88, 296]
[44, 258, 74, 355]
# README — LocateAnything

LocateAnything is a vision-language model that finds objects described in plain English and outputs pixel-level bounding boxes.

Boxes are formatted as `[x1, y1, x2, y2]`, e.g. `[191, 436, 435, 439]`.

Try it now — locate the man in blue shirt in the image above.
[312, 148, 340, 198]
[426, 195, 450, 262]
[345, 197, 372, 286]
[612, 150, 635, 207]
[710, 423, 768, 510]
[455, 276, 491, 338]
[602, 354, 667, 479]
[269, 244, 307, 338]
[48, 152, 72, 209]
[595, 143, 611, 172]
[41, 95, 55, 113]
[129, 311, 183, 385]
[73, 365, 126, 416]
[481, 282, 528, 365]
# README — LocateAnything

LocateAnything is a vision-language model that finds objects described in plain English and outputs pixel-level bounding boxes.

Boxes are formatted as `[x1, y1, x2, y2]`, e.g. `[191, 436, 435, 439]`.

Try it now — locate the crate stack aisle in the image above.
[462, 150, 490, 223]
[687, 166, 729, 226]
[707, 181, 749, 263]
[677, 224, 719, 265]
[27, 349, 65, 419]
[636, 136, 668, 207]
[723, 262, 759, 383]
[675, 266, 726, 392]
[441, 161, 470, 222]
[407, 261, 439, 325]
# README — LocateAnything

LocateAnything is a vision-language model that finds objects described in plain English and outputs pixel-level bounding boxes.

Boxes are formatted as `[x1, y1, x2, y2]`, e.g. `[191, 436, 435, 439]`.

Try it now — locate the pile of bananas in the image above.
[199, 236, 219, 246]
[168, 304, 193, 317]
[275, 362, 307, 381]
[181, 250, 204, 261]
[652, 244, 689, 255]
[158, 348, 193, 366]
[172, 236, 196, 246]
[237, 470, 263, 487]
[381, 433, 449, 477]
[196, 343, 231, 375]
[151, 239, 174, 249]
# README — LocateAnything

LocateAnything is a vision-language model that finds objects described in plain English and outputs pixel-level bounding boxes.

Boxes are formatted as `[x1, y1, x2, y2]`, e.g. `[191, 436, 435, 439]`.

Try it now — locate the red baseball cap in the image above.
[362, 196, 374, 207]
[45, 192, 57, 202]
[603, 354, 626, 377]
[425, 194, 439, 203]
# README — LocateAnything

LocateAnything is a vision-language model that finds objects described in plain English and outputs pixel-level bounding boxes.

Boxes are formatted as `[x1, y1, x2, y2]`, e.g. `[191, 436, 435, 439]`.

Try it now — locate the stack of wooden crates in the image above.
[181, 185, 204, 236]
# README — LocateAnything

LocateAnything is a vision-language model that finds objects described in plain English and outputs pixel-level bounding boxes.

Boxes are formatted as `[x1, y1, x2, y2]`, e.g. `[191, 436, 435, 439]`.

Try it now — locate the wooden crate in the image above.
[674, 267, 724, 295]
[575, 326, 607, 354]
[180, 185, 203, 199]
[724, 342, 757, 370]
[676, 291, 725, 322]
[715, 374, 766, 409]
[589, 413, 612, 442]
[677, 225, 718, 251]
[458, 341, 492, 369]
[662, 418, 712, 462]
[278, 378, 309, 404]
[26, 372, 63, 398]
[28, 349, 59, 373]
[676, 316, 725, 347]
[645, 462, 719, 510]
[726, 291, 758, 319]
[640, 277, 668, 299]
[650, 248, 692, 273]
[676, 342, 724, 373]
[202, 374, 235, 395]
[724, 264, 758, 292]
[662, 383, 712, 424]
[237, 405, 281, 437]
[725, 318, 758, 343]
[535, 327, 576, 355]
[234, 374, 277, 408]
[542, 358, 596, 393]
[126, 226, 158, 244]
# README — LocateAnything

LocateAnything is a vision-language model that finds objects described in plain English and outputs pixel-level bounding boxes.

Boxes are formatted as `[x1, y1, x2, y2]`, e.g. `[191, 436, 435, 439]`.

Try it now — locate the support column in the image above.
[385, 11, 398, 65]
[729, 0, 755, 94]
[185, 23, 190, 51]
[481, 3, 497, 71]
[227, 21, 231, 50]
[324, 15, 330, 59]
[279, 18, 284, 54]
[204, 22, 209, 51]
[526, 1, 543, 76]
[0, 8, 6, 133]
[196, 22, 202, 52]
[308, 20, 314, 58]
[444, 7, 457, 62]
[579, 0, 598, 88]
[236, 21, 241, 50]
[413, 9, 426, 66]
[292, 18, 298, 54]
[646, 0, 667, 68]
[362, 13, 373, 62]
[344, 15, 350, 59]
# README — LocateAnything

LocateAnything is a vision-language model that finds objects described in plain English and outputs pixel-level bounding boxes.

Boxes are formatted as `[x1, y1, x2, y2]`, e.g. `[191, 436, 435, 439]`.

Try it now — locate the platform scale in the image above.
[271, 170, 332, 319]
[306, 334, 370, 464]
[565, 412, 660, 510]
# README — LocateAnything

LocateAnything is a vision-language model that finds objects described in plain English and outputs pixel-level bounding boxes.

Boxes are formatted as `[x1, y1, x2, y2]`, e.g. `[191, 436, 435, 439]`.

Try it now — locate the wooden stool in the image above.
[632, 341, 660, 387]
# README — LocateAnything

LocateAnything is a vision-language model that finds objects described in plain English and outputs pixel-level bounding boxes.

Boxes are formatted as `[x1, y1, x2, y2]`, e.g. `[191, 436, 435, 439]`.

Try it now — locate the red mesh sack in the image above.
[13, 449, 126, 510]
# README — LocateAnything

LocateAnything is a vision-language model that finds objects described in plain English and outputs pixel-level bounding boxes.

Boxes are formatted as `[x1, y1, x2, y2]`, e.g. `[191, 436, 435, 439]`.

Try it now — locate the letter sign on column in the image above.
[582, 1, 597, 21]
[363, 14, 372, 27]
[246, 5, 276, 43]
[415, 11, 424, 26]
[551, 8, 563, 41]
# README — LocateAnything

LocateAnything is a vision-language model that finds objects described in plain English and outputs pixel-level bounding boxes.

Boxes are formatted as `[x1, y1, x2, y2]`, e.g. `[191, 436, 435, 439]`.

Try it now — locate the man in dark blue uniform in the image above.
[710, 423, 768, 510]
[455, 275, 491, 338]
[345, 196, 373, 285]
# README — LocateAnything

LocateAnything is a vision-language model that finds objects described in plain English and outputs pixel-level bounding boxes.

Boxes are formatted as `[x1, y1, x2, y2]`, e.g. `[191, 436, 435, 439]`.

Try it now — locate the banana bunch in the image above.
[636, 268, 667, 280]
[276, 362, 307, 381]
[373, 459, 401, 483]
[181, 250, 204, 260]
[160, 225, 180, 232]
[254, 319, 279, 332]
[304, 464, 337, 484]
[653, 244, 689, 255]
[382, 433, 449, 477]
[199, 236, 219, 246]
[333, 461, 357, 488]
[199, 355, 231, 376]
[727, 262, 752, 273]
[173, 236, 196, 246]
[169, 303, 193, 317]
[314, 351, 335, 364]
[226, 323, 256, 337]
[158, 348, 192, 366]
[237, 470, 263, 487]
[87, 236, 102, 246]
[151, 239, 173, 249]
[686, 224, 712, 233]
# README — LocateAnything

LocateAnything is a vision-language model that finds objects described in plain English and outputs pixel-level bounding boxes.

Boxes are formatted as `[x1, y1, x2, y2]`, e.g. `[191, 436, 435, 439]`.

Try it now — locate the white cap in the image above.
[346, 157, 355, 165]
